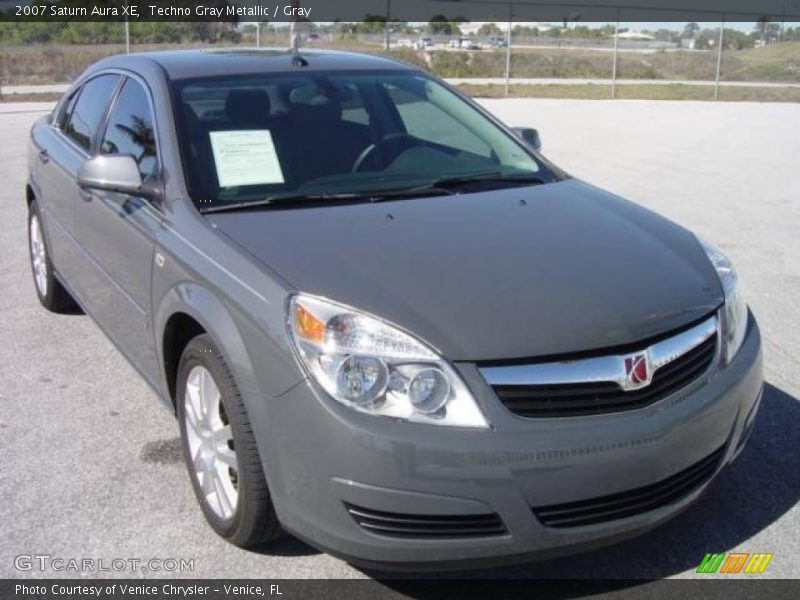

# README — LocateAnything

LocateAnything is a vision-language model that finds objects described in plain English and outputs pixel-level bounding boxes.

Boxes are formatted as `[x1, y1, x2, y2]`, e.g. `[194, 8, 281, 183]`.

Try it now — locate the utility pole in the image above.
[611, 11, 619, 99]
[780, 5, 786, 42]
[504, 3, 512, 97]
[124, 19, 130, 54]
[714, 15, 725, 100]
[384, 0, 392, 52]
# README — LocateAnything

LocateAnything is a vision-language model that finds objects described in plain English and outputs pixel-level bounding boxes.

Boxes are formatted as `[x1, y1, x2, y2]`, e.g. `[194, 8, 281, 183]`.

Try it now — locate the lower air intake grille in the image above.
[345, 504, 507, 538]
[532, 445, 725, 528]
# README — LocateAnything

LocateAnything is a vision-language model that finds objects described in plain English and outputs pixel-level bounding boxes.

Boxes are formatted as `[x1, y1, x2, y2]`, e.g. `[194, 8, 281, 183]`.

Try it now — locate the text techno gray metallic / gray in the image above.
[26, 49, 763, 570]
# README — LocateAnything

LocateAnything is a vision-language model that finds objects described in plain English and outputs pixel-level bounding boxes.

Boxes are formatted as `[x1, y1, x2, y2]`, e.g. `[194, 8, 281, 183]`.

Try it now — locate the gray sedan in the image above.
[26, 48, 762, 570]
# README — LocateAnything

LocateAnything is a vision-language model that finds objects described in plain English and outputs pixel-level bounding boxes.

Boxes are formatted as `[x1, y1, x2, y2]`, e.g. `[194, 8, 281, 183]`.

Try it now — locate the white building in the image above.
[614, 30, 656, 41]
[458, 22, 555, 35]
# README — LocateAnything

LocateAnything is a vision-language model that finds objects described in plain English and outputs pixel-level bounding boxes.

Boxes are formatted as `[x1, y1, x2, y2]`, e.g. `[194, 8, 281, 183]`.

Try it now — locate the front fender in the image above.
[154, 282, 305, 409]
[155, 281, 308, 500]
[151, 199, 308, 492]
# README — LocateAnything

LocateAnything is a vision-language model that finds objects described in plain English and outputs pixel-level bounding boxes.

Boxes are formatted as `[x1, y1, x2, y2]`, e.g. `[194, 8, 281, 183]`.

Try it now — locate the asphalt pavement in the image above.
[0, 99, 797, 580]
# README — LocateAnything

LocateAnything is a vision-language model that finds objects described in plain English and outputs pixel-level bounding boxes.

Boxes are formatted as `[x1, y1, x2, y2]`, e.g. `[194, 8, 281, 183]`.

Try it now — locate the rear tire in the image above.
[27, 200, 78, 313]
[177, 334, 282, 548]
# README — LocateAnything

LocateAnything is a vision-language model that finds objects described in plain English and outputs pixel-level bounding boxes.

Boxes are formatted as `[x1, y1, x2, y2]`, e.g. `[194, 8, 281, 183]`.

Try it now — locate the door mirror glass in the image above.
[78, 155, 148, 197]
[511, 127, 542, 151]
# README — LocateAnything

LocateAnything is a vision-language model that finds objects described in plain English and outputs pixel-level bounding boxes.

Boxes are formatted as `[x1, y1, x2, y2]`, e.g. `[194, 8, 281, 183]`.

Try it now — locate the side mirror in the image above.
[78, 155, 156, 199]
[511, 127, 542, 151]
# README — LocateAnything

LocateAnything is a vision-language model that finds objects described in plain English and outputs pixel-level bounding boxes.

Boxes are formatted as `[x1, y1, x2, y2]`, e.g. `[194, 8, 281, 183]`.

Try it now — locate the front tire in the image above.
[28, 200, 78, 313]
[177, 334, 282, 547]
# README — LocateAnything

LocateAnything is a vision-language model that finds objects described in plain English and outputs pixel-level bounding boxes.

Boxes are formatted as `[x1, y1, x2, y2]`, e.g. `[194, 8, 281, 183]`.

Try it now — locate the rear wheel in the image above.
[177, 334, 282, 547]
[28, 200, 78, 313]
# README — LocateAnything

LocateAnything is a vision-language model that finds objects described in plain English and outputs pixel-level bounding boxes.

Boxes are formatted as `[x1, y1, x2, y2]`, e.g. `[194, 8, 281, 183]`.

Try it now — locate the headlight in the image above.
[699, 237, 748, 365]
[287, 294, 488, 428]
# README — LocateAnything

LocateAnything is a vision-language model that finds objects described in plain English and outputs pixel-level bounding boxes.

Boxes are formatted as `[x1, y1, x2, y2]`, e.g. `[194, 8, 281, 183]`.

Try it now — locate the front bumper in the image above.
[256, 316, 762, 570]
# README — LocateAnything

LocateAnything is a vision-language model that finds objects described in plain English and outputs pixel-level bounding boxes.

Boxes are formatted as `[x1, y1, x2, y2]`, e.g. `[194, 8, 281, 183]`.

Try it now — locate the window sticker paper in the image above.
[210, 130, 284, 187]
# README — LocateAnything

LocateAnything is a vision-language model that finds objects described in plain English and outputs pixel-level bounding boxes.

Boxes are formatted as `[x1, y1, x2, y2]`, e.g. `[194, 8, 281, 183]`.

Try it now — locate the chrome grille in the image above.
[480, 315, 718, 418]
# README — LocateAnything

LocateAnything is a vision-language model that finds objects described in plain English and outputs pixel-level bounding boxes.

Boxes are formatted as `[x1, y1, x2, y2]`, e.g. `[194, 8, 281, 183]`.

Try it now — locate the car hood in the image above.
[208, 179, 723, 361]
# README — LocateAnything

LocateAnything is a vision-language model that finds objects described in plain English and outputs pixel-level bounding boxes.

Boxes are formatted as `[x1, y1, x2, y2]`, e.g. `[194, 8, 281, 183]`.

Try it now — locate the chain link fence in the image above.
[2, 21, 800, 100]
[1, 22, 277, 86]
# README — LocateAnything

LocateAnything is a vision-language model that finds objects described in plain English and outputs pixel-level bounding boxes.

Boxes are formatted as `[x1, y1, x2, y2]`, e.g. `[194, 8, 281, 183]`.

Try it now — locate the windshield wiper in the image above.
[199, 172, 545, 214]
[424, 171, 547, 191]
[199, 187, 454, 214]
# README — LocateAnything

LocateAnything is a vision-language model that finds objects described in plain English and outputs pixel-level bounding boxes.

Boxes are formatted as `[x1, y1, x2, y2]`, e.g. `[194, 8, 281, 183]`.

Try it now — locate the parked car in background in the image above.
[449, 37, 481, 50]
[464, 37, 482, 50]
[26, 48, 762, 570]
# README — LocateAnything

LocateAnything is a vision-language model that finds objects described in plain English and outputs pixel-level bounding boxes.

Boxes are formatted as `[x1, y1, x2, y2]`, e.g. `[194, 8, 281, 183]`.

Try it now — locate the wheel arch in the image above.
[155, 283, 260, 413]
[161, 311, 206, 408]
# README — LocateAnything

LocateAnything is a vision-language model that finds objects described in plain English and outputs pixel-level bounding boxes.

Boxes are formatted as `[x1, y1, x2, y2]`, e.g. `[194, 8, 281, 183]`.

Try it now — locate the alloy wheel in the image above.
[184, 365, 239, 520]
[29, 214, 48, 296]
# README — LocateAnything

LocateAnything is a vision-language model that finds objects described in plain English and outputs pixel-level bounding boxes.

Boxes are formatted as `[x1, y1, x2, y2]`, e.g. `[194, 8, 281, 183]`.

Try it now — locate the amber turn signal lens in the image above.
[294, 301, 325, 343]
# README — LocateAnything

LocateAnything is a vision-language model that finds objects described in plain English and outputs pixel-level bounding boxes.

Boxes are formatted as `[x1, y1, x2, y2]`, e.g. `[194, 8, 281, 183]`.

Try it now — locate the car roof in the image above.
[92, 48, 418, 81]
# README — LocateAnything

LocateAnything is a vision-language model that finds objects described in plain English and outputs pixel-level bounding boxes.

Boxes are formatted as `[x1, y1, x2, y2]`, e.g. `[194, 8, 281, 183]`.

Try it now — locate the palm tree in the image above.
[115, 116, 156, 172]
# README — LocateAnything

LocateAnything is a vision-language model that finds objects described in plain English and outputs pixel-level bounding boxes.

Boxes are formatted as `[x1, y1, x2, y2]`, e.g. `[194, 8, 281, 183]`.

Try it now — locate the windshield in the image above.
[172, 70, 560, 210]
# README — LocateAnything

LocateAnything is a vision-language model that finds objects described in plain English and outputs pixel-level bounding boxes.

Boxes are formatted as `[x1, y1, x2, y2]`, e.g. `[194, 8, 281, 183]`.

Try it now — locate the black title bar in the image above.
[3, 579, 800, 600]
[1, 0, 799, 23]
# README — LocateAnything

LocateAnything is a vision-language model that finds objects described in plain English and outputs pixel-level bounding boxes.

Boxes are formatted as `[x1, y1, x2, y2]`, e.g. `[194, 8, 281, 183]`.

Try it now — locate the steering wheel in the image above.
[352, 133, 420, 173]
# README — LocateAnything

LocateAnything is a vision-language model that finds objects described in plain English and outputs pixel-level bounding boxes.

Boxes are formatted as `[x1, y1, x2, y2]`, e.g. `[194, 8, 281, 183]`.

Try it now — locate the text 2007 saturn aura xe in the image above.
[26, 48, 762, 569]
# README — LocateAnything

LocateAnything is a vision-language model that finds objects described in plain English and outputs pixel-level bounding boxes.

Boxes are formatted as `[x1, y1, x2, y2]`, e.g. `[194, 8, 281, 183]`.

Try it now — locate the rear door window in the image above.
[58, 91, 80, 130]
[63, 74, 120, 152]
[339, 84, 370, 125]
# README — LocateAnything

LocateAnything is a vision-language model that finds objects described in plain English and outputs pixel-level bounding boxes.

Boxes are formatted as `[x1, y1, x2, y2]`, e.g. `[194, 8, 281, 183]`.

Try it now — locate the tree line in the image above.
[1, 14, 799, 48]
